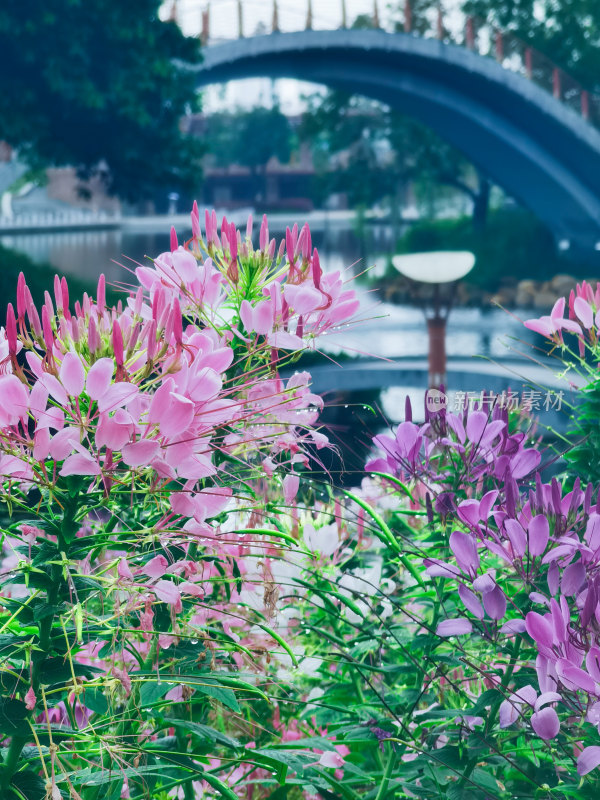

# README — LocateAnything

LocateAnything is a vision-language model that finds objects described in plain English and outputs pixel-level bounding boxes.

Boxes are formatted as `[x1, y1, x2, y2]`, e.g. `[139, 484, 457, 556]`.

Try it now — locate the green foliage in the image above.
[204, 106, 293, 175]
[563, 378, 600, 486]
[0, 243, 94, 306]
[203, 105, 294, 203]
[0, 0, 203, 200]
[463, 0, 600, 90]
[395, 207, 594, 289]
[300, 90, 490, 220]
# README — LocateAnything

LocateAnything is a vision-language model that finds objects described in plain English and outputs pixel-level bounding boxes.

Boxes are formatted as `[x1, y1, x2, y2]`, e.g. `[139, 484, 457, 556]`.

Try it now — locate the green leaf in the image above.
[168, 719, 240, 749]
[139, 680, 173, 706]
[201, 771, 240, 800]
[83, 687, 109, 715]
[0, 697, 31, 736]
[9, 769, 46, 800]
[194, 679, 240, 712]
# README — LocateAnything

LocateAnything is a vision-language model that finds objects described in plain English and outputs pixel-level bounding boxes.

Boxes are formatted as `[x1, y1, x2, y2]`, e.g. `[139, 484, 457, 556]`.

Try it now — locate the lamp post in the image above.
[392, 251, 475, 389]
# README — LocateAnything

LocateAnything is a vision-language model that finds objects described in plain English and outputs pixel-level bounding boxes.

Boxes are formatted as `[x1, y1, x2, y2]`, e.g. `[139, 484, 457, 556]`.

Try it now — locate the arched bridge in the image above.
[191, 27, 600, 262]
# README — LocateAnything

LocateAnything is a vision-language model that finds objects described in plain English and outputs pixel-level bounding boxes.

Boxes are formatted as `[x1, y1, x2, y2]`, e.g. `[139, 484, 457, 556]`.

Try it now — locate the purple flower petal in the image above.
[500, 619, 527, 634]
[458, 583, 484, 619]
[510, 685, 537, 706]
[534, 692, 562, 711]
[561, 560, 586, 596]
[505, 519, 527, 557]
[483, 586, 507, 620]
[499, 699, 519, 728]
[528, 515, 549, 557]
[449, 531, 480, 573]
[436, 618, 472, 637]
[457, 499, 481, 527]
[525, 612, 554, 648]
[557, 661, 598, 694]
[465, 411, 488, 445]
[531, 707, 560, 740]
[578, 746, 600, 776]
[510, 448, 541, 479]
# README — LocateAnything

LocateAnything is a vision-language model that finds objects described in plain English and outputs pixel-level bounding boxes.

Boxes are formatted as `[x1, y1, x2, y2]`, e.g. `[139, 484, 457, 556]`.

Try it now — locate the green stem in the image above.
[375, 742, 396, 800]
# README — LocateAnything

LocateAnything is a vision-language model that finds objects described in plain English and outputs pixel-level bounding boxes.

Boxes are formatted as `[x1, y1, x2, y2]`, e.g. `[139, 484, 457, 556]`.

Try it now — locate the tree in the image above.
[300, 90, 492, 229]
[299, 4, 494, 229]
[0, 0, 203, 201]
[203, 106, 293, 200]
[463, 0, 600, 91]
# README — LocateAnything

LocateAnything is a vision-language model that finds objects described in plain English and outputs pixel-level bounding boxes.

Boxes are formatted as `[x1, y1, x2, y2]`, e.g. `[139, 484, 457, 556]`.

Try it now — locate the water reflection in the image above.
[3, 223, 546, 487]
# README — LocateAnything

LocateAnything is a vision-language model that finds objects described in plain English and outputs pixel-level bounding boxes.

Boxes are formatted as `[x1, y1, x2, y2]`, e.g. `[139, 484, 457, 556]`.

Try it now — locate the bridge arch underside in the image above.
[196, 32, 600, 262]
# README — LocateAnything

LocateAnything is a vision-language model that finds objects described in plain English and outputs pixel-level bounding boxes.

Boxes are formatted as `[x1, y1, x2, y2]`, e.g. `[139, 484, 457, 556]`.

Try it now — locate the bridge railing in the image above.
[173, 0, 600, 130]
[464, 16, 600, 128]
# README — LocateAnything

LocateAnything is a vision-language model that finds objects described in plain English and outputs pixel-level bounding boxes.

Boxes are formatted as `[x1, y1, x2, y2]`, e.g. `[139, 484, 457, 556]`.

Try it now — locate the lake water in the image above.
[1, 221, 531, 361]
[1, 221, 553, 484]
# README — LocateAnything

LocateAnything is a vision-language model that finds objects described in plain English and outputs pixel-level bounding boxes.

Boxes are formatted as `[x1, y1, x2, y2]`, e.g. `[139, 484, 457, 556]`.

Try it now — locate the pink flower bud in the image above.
[191, 200, 200, 239]
[97, 274, 106, 312]
[312, 248, 322, 290]
[172, 298, 183, 345]
[41, 305, 54, 352]
[88, 316, 100, 354]
[16, 272, 27, 319]
[61, 277, 70, 320]
[259, 214, 269, 250]
[25, 687, 36, 711]
[54, 274, 63, 313]
[170, 226, 178, 253]
[112, 320, 124, 366]
[146, 319, 157, 360]
[44, 290, 54, 321]
[6, 303, 17, 356]
[28, 301, 42, 338]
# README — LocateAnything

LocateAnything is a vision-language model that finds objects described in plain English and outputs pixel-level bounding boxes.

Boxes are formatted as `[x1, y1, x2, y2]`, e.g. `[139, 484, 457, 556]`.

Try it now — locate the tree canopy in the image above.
[464, 0, 600, 90]
[0, 0, 203, 201]
[203, 106, 293, 173]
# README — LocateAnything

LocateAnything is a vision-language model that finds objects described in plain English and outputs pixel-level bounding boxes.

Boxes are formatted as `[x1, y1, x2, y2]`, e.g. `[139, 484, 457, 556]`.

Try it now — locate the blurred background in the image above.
[0, 0, 598, 476]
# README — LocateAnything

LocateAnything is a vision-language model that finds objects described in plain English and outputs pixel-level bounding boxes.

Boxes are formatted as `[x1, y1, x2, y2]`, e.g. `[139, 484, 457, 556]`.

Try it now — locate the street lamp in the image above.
[392, 251, 475, 388]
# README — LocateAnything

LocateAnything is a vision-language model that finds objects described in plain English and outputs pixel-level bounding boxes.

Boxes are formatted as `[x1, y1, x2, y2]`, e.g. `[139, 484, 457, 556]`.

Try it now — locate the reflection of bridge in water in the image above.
[173, 0, 600, 262]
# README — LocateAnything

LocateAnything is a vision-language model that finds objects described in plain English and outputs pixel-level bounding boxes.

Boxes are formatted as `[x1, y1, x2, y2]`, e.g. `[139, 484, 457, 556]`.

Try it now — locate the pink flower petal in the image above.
[319, 751, 345, 768]
[97, 382, 139, 413]
[121, 439, 160, 467]
[60, 452, 101, 477]
[86, 358, 114, 401]
[0, 375, 29, 426]
[574, 297, 594, 328]
[118, 558, 134, 580]
[59, 351, 85, 396]
[40, 373, 68, 406]
[153, 579, 181, 606]
[283, 474, 299, 505]
[142, 555, 168, 579]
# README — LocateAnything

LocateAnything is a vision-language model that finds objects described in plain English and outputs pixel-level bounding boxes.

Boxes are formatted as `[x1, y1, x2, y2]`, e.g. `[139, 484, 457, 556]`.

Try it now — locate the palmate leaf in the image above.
[138, 677, 240, 712]
[8, 769, 46, 800]
[167, 719, 241, 749]
[65, 764, 168, 787]
[0, 697, 31, 736]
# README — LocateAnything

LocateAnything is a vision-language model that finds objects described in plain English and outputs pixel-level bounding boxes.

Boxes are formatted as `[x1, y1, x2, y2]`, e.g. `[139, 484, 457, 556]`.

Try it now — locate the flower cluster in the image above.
[0, 207, 362, 799]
